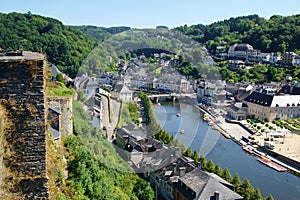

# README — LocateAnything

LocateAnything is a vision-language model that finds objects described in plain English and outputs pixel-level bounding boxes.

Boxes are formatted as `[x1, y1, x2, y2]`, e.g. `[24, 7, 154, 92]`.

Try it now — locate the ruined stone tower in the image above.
[0, 50, 49, 199]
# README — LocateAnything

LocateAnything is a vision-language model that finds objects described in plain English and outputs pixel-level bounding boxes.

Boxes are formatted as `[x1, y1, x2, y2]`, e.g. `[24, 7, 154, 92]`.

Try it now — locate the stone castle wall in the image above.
[48, 96, 73, 136]
[0, 53, 49, 199]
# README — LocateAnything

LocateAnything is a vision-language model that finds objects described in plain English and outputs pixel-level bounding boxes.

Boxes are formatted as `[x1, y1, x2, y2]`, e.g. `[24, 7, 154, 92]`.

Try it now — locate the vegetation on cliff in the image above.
[54, 101, 154, 200]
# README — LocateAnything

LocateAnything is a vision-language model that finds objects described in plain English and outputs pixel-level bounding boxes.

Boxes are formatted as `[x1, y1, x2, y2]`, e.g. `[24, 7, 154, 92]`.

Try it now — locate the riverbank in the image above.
[196, 103, 300, 176]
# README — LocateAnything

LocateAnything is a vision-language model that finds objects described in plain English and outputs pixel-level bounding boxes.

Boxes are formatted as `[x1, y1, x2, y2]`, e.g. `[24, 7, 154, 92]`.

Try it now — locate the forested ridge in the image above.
[175, 14, 300, 54]
[1, 12, 300, 79]
[0, 12, 95, 77]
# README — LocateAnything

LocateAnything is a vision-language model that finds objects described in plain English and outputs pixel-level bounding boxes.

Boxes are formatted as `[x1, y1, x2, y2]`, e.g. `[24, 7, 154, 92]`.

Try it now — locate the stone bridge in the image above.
[147, 93, 197, 103]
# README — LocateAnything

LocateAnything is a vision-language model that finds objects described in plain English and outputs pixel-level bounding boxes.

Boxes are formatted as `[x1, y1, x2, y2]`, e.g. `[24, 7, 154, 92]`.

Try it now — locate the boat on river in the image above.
[257, 155, 287, 172]
[203, 113, 210, 121]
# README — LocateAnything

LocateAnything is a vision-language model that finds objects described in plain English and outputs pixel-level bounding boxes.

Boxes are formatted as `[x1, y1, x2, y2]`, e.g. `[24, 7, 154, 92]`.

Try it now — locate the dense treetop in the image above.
[0, 12, 95, 77]
[175, 14, 300, 54]
[69, 25, 112, 42]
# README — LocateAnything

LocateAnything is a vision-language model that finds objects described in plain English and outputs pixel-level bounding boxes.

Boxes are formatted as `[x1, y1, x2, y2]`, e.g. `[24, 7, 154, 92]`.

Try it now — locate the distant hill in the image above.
[69, 25, 112, 42]
[0, 12, 95, 78]
[175, 14, 300, 54]
[106, 26, 131, 34]
[79, 28, 218, 79]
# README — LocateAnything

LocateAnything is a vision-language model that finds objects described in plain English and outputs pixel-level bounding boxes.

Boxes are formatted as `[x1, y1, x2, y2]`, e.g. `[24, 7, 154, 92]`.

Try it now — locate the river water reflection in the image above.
[154, 102, 300, 200]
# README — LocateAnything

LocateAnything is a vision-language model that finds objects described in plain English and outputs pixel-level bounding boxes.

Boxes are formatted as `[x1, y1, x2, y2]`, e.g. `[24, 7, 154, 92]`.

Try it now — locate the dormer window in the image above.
[287, 103, 290, 107]
[297, 103, 300, 106]
[292, 103, 295, 106]
[276, 104, 279, 107]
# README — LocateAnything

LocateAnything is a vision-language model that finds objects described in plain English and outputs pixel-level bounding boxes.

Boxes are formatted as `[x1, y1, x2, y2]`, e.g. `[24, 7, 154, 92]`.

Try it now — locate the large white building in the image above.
[244, 91, 300, 121]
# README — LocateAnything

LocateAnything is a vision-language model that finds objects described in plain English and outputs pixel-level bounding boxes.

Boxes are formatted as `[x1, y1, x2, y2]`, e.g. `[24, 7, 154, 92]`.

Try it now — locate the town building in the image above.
[227, 102, 247, 120]
[197, 79, 227, 106]
[282, 52, 299, 66]
[244, 91, 300, 121]
[116, 123, 243, 200]
[173, 168, 243, 200]
[112, 84, 134, 101]
[228, 43, 260, 61]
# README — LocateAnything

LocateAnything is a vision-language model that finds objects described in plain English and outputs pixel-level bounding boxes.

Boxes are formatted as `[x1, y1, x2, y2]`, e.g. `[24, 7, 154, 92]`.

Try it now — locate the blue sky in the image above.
[1, 0, 299, 28]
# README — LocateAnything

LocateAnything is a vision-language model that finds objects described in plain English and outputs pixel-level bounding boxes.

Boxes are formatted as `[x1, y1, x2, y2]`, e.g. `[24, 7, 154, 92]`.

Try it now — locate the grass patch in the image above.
[117, 102, 140, 128]
[47, 81, 74, 96]
[154, 66, 162, 74]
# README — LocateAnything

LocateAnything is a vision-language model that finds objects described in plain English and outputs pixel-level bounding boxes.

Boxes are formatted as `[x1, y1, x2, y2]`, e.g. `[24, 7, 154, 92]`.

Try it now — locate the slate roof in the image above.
[244, 91, 300, 108]
[244, 91, 274, 106]
[179, 168, 243, 200]
[228, 102, 244, 113]
[117, 122, 148, 140]
[114, 84, 132, 94]
[279, 84, 300, 95]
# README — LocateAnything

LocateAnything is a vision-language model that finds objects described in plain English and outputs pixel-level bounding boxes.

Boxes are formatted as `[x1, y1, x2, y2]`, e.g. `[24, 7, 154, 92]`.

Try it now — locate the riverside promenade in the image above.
[196, 103, 300, 175]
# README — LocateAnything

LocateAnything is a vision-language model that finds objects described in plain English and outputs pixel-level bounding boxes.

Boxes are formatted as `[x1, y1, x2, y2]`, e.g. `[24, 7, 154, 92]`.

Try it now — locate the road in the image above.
[101, 96, 121, 141]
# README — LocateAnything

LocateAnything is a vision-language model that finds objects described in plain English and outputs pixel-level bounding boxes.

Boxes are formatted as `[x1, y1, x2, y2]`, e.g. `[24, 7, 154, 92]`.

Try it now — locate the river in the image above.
[154, 101, 300, 200]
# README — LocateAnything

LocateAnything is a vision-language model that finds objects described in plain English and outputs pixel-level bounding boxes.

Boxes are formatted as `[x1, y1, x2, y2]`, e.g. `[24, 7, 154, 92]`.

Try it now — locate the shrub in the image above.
[56, 73, 64, 83]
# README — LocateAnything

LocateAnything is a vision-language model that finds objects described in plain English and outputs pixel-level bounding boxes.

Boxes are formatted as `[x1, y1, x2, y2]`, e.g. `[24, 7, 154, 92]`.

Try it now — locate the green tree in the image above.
[206, 160, 215, 173]
[240, 178, 255, 200]
[133, 178, 155, 200]
[214, 164, 223, 177]
[231, 174, 242, 193]
[251, 188, 263, 200]
[192, 150, 200, 165]
[199, 155, 207, 170]
[222, 168, 233, 182]
[184, 148, 193, 158]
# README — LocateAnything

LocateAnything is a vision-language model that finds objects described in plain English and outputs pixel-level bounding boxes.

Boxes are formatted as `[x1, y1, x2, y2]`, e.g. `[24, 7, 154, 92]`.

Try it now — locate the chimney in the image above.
[169, 154, 174, 162]
[173, 163, 177, 175]
[156, 149, 161, 159]
[179, 167, 185, 177]
[214, 191, 220, 200]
